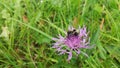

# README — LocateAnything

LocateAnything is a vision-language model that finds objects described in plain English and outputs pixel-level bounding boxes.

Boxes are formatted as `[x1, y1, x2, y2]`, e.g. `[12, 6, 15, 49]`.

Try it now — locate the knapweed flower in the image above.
[52, 26, 92, 61]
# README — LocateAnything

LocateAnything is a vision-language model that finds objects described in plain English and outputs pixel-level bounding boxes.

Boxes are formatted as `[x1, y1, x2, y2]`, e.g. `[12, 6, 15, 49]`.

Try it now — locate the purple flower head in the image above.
[52, 26, 92, 61]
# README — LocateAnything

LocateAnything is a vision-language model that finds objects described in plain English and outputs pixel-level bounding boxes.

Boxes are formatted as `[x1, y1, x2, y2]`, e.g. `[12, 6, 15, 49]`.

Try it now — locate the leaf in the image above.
[94, 4, 103, 13]
[73, 17, 79, 28]
[1, 9, 10, 19]
[0, 26, 10, 40]
[105, 45, 120, 63]
[100, 18, 105, 30]
[22, 15, 28, 22]
[97, 41, 106, 60]
[90, 27, 100, 44]
[34, 33, 51, 44]
[48, 58, 58, 63]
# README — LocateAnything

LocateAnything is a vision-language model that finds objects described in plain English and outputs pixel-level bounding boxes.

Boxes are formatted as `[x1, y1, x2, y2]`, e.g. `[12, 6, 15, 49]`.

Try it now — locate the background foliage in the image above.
[0, 0, 120, 68]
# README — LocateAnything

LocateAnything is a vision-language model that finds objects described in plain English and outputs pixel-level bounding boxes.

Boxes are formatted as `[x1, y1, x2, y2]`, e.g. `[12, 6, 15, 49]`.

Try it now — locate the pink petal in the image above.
[67, 51, 72, 61]
[52, 38, 59, 41]
[58, 50, 66, 55]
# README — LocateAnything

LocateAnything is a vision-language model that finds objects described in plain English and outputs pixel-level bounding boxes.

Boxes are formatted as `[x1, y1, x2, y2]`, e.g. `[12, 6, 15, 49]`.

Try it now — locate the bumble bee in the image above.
[67, 29, 78, 37]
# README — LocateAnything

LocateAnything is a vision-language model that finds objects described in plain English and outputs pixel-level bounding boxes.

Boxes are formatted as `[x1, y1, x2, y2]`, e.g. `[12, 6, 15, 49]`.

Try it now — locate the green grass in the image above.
[0, 0, 120, 68]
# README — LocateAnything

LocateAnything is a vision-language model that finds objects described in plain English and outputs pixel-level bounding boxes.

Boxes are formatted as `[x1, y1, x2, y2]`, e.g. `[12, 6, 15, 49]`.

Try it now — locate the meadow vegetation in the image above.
[0, 0, 120, 68]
